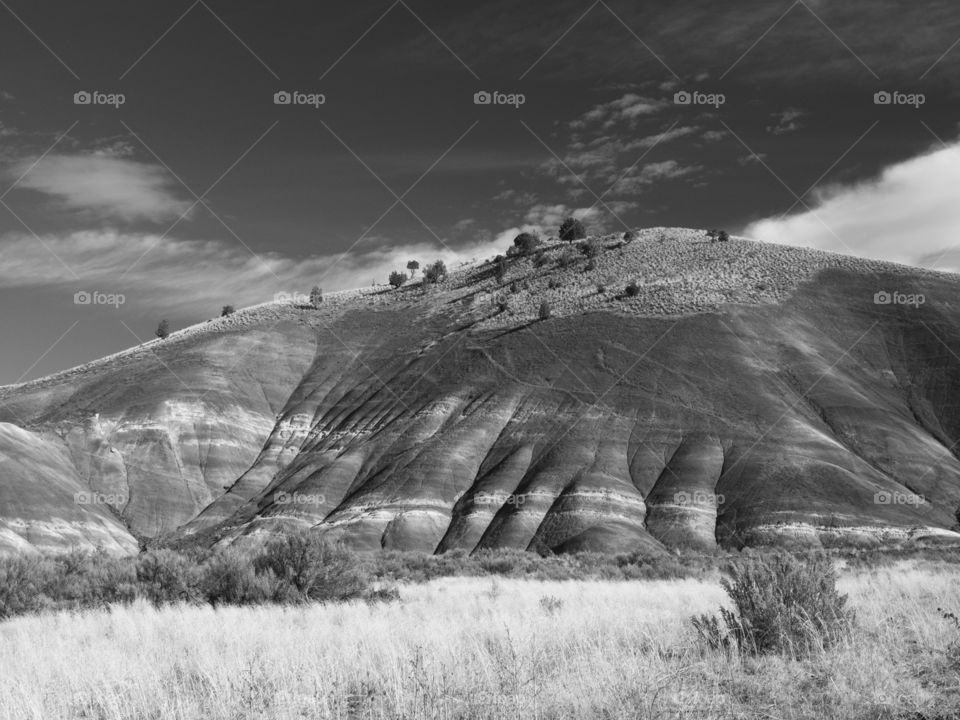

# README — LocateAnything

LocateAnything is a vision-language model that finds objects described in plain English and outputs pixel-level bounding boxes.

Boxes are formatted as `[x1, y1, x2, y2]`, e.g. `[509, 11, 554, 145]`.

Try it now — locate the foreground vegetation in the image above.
[0, 534, 724, 620]
[1, 556, 959, 719]
[3, 533, 960, 621]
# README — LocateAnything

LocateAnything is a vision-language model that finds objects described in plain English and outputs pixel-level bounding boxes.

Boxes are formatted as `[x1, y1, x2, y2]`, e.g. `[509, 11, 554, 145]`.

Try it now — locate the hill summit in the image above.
[3, 228, 960, 556]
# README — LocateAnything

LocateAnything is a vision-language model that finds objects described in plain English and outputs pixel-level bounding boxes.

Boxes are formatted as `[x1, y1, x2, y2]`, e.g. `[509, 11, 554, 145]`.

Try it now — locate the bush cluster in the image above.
[0, 533, 394, 620]
[423, 260, 448, 284]
[512, 232, 541, 257]
[0, 543, 729, 620]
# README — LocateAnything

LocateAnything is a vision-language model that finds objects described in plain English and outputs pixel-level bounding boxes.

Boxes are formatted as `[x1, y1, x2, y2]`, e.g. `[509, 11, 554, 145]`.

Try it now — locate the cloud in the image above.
[544, 124, 699, 193]
[737, 153, 767, 166]
[606, 160, 701, 194]
[743, 142, 960, 271]
[0, 229, 510, 313]
[570, 93, 668, 130]
[766, 108, 804, 135]
[4, 152, 193, 222]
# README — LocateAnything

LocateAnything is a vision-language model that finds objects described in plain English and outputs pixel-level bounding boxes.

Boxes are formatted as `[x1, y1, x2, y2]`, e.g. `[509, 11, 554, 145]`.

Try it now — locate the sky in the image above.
[1, 0, 960, 383]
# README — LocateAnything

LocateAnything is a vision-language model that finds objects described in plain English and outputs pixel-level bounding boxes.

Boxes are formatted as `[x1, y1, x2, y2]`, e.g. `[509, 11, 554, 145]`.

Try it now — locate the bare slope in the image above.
[3, 229, 960, 554]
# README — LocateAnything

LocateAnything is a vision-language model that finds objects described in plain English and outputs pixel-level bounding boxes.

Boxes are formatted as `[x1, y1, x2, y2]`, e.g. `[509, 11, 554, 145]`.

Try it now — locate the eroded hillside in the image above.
[3, 229, 960, 554]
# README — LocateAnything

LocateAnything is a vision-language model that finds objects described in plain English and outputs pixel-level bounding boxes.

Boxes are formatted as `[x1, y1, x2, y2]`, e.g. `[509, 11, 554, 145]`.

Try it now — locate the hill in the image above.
[3, 228, 960, 555]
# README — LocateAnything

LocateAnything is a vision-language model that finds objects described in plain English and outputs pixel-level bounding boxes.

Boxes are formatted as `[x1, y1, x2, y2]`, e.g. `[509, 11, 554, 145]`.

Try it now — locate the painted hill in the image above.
[3, 228, 960, 555]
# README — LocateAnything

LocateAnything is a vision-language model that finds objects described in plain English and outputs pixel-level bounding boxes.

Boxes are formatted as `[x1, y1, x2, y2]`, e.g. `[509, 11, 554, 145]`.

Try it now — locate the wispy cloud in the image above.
[570, 94, 668, 129]
[4, 151, 193, 223]
[766, 109, 804, 135]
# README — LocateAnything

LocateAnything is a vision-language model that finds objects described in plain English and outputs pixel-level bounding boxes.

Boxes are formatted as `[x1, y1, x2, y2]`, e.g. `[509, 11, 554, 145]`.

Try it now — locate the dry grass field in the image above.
[1, 560, 959, 720]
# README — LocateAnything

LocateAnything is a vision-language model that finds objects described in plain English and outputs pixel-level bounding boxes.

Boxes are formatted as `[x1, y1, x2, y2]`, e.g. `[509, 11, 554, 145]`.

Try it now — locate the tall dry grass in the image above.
[0, 562, 958, 719]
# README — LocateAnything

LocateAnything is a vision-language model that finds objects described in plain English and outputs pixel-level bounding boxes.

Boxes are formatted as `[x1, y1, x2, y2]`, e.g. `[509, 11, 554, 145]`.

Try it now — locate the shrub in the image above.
[492, 255, 508, 283]
[388, 271, 408, 288]
[625, 281, 640, 297]
[220, 305, 235, 317]
[718, 230, 730, 242]
[136, 550, 202, 605]
[513, 232, 541, 257]
[406, 260, 419, 277]
[539, 595, 564, 615]
[579, 238, 601, 258]
[47, 550, 136, 609]
[310, 285, 323, 306]
[253, 531, 371, 603]
[556, 249, 576, 269]
[200, 549, 269, 606]
[559, 217, 586, 242]
[155, 319, 170, 339]
[424, 260, 447, 284]
[0, 556, 49, 618]
[538, 301, 552, 320]
[623, 230, 637, 243]
[692, 554, 853, 657]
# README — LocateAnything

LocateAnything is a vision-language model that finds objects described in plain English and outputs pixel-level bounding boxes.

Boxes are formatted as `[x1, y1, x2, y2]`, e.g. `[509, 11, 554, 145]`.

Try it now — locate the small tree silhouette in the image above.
[388, 271, 407, 288]
[155, 320, 170, 339]
[559, 217, 586, 242]
[220, 305, 234, 317]
[423, 260, 447, 284]
[513, 232, 541, 257]
[406, 260, 419, 277]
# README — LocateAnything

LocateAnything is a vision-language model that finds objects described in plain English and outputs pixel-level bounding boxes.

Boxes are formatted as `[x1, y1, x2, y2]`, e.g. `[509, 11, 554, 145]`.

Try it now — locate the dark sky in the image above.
[2, 0, 960, 383]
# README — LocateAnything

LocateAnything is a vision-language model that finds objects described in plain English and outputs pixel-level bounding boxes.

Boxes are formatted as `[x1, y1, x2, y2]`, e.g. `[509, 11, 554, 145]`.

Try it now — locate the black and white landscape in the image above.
[2, 2, 960, 718]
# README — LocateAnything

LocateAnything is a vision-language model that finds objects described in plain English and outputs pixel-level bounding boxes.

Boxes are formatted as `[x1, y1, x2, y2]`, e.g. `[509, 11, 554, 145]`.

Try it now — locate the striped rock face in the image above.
[3, 233, 960, 555]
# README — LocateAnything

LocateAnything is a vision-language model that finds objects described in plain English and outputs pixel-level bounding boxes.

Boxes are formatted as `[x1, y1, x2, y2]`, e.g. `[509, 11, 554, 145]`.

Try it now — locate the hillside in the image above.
[3, 228, 960, 555]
